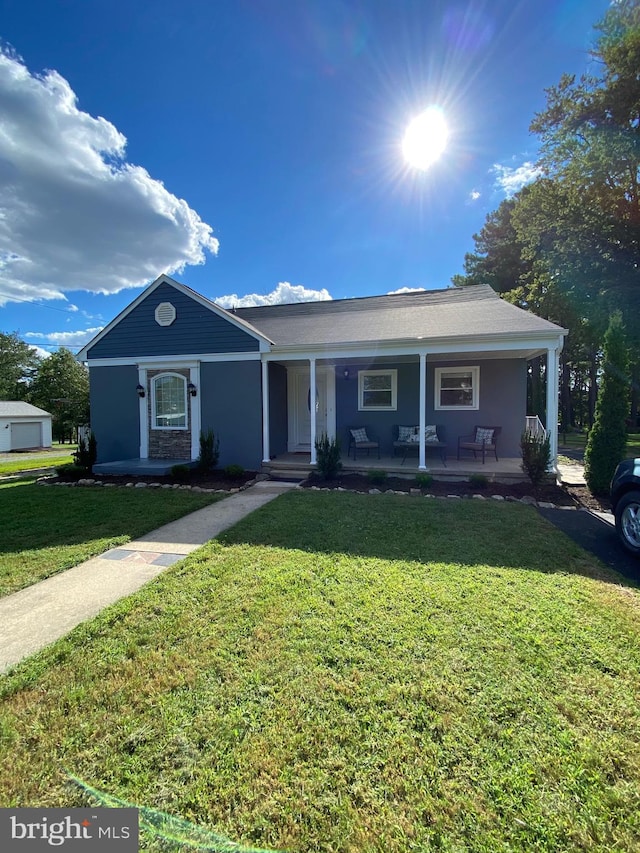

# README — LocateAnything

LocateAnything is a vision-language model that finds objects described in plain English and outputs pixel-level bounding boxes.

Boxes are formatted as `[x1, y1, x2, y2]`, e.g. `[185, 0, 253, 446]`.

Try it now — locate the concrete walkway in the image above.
[0, 480, 299, 675]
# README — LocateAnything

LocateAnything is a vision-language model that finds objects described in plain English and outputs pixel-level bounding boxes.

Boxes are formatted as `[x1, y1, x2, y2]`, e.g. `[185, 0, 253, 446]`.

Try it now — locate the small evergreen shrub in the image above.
[315, 433, 342, 480]
[415, 473, 434, 488]
[57, 464, 87, 480]
[469, 473, 489, 489]
[73, 432, 97, 470]
[367, 469, 387, 485]
[170, 464, 192, 482]
[197, 429, 220, 472]
[224, 464, 245, 479]
[520, 431, 551, 488]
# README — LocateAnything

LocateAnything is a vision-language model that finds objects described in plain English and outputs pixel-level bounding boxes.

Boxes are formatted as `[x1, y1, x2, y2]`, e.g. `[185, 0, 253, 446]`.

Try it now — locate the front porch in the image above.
[263, 452, 530, 483]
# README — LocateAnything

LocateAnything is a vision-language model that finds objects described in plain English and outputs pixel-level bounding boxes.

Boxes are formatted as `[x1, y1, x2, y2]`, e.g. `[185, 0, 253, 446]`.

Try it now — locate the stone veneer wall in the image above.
[147, 368, 192, 459]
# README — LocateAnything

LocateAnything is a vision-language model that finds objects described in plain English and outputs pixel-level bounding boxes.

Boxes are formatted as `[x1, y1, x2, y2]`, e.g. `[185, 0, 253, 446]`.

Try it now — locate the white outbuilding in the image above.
[0, 402, 53, 451]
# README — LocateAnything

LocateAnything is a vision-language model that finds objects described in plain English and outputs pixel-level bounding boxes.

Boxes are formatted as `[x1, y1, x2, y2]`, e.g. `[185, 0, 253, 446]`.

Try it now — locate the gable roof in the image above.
[76, 274, 273, 360]
[0, 402, 52, 418]
[237, 284, 566, 348]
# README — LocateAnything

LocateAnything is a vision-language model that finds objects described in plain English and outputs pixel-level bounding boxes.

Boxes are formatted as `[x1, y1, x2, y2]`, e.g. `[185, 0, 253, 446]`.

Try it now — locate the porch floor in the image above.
[264, 452, 531, 483]
[93, 458, 196, 476]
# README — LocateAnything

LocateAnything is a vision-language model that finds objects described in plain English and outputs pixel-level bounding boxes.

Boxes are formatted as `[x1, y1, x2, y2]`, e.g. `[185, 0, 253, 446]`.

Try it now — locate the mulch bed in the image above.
[48, 470, 610, 512]
[300, 473, 611, 512]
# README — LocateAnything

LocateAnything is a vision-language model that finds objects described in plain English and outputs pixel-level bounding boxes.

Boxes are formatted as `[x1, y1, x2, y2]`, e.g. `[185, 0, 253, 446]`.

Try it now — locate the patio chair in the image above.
[348, 426, 380, 461]
[457, 426, 501, 464]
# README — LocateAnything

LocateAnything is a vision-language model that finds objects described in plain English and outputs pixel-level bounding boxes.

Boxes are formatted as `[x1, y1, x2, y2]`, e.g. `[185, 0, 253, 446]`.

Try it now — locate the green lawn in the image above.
[1, 490, 639, 851]
[0, 479, 222, 596]
[559, 431, 640, 457]
[0, 454, 75, 475]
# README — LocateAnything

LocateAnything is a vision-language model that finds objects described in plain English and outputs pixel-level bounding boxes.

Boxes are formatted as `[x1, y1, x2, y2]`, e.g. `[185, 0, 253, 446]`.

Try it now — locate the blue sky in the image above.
[0, 0, 610, 356]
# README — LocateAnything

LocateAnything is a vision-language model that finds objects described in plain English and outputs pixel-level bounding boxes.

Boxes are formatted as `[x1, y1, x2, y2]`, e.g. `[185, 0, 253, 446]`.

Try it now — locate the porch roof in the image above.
[237, 284, 566, 348]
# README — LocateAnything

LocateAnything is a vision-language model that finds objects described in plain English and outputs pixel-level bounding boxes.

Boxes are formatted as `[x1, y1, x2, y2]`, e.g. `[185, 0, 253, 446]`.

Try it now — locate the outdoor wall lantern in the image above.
[136, 384, 145, 398]
[187, 382, 197, 397]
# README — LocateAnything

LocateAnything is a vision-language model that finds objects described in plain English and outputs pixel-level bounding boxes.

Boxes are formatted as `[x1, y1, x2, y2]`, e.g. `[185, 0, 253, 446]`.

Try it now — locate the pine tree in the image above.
[584, 312, 630, 495]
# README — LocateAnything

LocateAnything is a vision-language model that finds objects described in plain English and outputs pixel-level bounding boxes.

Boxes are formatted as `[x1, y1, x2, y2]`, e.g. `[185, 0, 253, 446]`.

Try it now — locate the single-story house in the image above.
[77, 274, 567, 475]
[0, 402, 53, 451]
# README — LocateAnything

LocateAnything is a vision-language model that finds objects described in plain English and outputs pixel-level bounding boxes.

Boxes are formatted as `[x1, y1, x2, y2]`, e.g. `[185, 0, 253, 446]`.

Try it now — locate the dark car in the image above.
[611, 458, 640, 557]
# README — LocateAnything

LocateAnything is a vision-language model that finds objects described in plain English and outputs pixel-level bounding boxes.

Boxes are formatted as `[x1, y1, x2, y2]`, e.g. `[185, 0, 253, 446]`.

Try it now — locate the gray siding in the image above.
[90, 366, 140, 463]
[427, 359, 526, 458]
[200, 361, 263, 469]
[335, 358, 527, 457]
[268, 363, 288, 457]
[87, 282, 260, 359]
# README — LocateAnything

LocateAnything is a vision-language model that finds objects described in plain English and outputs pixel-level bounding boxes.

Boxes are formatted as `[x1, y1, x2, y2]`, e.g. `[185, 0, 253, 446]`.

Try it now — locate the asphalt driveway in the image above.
[538, 507, 640, 584]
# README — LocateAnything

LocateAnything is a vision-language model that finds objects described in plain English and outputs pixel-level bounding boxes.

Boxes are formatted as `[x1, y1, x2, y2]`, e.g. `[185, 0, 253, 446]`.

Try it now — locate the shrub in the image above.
[198, 429, 220, 472]
[584, 312, 629, 496]
[224, 464, 245, 479]
[73, 432, 97, 470]
[56, 464, 87, 480]
[415, 473, 434, 488]
[520, 431, 551, 488]
[314, 433, 342, 480]
[367, 469, 387, 485]
[170, 464, 192, 482]
[469, 473, 489, 489]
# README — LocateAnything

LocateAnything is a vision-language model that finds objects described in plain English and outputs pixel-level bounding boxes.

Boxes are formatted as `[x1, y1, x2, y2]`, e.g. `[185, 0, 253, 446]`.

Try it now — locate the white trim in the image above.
[358, 368, 398, 411]
[262, 361, 270, 464]
[190, 364, 201, 459]
[546, 346, 560, 470]
[310, 358, 317, 465]
[76, 274, 272, 360]
[419, 354, 427, 471]
[151, 372, 189, 431]
[434, 366, 480, 411]
[85, 352, 261, 368]
[138, 367, 148, 459]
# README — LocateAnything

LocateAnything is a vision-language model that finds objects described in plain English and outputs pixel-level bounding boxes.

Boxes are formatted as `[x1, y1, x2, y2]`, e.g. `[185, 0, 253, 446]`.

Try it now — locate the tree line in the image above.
[453, 0, 639, 432]
[0, 332, 89, 442]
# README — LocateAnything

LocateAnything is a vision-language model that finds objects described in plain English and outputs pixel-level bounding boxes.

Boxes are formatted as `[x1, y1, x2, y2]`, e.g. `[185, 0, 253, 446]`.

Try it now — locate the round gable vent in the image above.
[155, 302, 176, 327]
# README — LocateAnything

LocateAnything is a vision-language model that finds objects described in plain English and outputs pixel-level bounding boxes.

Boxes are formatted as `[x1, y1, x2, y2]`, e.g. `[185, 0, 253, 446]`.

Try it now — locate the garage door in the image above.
[11, 422, 42, 450]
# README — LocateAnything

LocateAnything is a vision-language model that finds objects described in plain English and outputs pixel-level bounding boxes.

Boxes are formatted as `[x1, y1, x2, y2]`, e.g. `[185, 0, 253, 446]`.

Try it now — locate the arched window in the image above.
[152, 373, 188, 429]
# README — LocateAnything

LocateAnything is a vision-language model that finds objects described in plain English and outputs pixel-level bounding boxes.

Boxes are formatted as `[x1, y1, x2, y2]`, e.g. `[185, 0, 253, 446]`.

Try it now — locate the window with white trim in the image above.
[435, 366, 479, 410]
[152, 373, 188, 429]
[358, 369, 397, 411]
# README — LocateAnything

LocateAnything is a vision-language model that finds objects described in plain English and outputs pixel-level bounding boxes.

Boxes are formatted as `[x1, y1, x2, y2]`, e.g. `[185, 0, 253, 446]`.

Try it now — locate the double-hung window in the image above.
[152, 373, 188, 429]
[434, 366, 479, 410]
[358, 369, 397, 411]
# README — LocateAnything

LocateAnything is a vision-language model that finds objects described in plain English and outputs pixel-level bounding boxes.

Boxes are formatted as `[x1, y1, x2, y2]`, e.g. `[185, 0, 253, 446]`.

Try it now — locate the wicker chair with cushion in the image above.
[457, 425, 501, 464]
[348, 426, 380, 461]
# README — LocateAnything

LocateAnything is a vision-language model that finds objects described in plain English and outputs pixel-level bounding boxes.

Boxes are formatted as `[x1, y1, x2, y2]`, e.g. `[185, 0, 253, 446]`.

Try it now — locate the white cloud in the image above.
[469, 190, 481, 201]
[387, 286, 426, 295]
[492, 161, 541, 198]
[31, 346, 52, 359]
[214, 282, 332, 309]
[0, 47, 218, 307]
[25, 327, 104, 348]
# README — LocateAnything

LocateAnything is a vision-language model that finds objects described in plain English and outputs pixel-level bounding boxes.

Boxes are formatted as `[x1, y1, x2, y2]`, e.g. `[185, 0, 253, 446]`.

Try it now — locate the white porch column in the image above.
[418, 353, 427, 471]
[261, 359, 270, 464]
[309, 358, 317, 465]
[546, 343, 560, 470]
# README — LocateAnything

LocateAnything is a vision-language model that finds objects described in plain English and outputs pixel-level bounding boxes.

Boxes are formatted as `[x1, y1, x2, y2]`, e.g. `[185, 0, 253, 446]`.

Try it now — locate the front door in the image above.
[288, 367, 334, 452]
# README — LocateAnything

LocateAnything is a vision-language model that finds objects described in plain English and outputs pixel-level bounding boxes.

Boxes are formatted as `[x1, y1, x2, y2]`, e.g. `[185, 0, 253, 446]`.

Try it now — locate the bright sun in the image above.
[402, 107, 449, 170]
